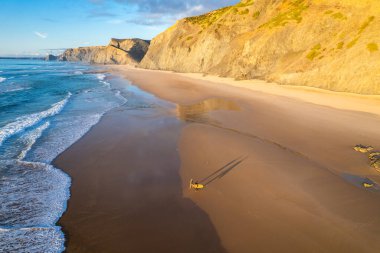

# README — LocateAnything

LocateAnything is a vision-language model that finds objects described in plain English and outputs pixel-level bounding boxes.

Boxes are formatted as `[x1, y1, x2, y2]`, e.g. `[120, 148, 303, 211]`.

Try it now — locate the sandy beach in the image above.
[55, 66, 380, 253]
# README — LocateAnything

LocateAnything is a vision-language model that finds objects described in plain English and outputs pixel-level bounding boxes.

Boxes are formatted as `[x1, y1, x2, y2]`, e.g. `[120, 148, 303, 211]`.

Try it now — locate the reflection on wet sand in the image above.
[176, 98, 240, 123]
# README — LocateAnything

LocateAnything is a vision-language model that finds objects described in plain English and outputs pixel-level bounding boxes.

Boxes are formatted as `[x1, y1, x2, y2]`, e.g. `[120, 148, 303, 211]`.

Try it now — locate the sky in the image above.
[0, 0, 238, 56]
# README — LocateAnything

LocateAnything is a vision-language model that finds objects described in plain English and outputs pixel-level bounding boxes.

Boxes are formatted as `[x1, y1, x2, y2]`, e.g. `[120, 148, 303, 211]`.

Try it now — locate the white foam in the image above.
[0, 87, 31, 94]
[96, 73, 106, 81]
[115, 90, 128, 104]
[0, 226, 64, 252]
[0, 226, 65, 253]
[18, 122, 50, 160]
[29, 114, 103, 163]
[0, 159, 70, 230]
[0, 77, 6, 83]
[101, 80, 111, 88]
[73, 71, 83, 75]
[0, 93, 71, 146]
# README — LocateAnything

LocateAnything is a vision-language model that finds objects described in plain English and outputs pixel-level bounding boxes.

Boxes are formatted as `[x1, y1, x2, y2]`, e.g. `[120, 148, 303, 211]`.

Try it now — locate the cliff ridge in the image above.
[140, 0, 380, 95]
[62, 38, 150, 65]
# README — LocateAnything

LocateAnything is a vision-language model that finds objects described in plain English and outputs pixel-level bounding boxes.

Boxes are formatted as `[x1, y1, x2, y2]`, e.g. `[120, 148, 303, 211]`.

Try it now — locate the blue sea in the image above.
[0, 59, 128, 252]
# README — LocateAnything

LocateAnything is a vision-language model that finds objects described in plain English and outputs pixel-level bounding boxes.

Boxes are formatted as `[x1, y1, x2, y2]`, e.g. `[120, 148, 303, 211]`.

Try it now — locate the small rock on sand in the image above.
[354, 144, 374, 153]
[368, 152, 380, 170]
[363, 182, 374, 188]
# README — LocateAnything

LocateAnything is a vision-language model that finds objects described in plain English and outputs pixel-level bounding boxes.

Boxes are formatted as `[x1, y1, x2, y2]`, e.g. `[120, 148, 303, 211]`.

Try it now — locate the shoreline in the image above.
[111, 65, 380, 116]
[53, 77, 226, 252]
[55, 66, 380, 252]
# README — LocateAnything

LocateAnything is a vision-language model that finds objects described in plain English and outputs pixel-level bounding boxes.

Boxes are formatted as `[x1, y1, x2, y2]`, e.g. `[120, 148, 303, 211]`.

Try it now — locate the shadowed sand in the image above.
[109, 66, 380, 253]
[54, 91, 227, 252]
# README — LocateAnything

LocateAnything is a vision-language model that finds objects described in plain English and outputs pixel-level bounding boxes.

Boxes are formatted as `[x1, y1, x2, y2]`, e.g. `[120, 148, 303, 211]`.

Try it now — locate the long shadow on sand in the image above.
[198, 157, 247, 187]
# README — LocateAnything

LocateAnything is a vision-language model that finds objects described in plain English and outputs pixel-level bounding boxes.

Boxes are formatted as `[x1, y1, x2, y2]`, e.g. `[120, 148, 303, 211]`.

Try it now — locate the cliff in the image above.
[61, 38, 150, 65]
[140, 0, 380, 95]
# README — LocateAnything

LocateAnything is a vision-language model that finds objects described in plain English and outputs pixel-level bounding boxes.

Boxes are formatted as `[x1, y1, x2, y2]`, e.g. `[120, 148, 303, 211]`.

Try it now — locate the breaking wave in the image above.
[0, 93, 71, 146]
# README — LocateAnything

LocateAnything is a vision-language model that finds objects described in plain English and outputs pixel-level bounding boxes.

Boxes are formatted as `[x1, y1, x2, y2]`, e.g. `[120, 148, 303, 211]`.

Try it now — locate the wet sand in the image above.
[55, 65, 380, 253]
[54, 86, 226, 252]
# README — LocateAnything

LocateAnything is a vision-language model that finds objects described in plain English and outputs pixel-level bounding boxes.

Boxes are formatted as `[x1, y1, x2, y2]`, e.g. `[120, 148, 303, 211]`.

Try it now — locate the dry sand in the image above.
[113, 66, 380, 252]
[56, 65, 380, 253]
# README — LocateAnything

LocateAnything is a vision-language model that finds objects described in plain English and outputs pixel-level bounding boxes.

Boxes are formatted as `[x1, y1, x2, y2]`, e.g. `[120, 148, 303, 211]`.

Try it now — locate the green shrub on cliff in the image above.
[367, 43, 379, 52]
[359, 16, 375, 34]
[337, 42, 344, 49]
[347, 37, 359, 48]
[307, 43, 322, 60]
[260, 0, 309, 28]
[236, 0, 255, 8]
[331, 12, 347, 20]
[239, 9, 250, 15]
[186, 6, 232, 27]
[253, 11, 260, 19]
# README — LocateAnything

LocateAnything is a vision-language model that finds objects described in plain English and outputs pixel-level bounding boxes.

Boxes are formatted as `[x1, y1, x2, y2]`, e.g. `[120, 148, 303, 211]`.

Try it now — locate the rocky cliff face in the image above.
[61, 38, 150, 65]
[140, 0, 380, 95]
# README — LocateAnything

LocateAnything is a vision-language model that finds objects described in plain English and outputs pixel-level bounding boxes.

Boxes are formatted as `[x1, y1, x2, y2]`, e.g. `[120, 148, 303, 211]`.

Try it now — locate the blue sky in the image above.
[0, 0, 238, 56]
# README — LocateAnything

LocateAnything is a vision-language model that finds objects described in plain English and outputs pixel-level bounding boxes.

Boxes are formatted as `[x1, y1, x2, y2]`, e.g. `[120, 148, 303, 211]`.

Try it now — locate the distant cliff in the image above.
[61, 38, 150, 65]
[45, 54, 58, 61]
[140, 0, 380, 95]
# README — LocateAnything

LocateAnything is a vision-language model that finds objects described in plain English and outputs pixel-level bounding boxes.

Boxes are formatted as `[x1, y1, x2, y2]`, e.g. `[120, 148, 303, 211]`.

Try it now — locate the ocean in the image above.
[0, 59, 128, 252]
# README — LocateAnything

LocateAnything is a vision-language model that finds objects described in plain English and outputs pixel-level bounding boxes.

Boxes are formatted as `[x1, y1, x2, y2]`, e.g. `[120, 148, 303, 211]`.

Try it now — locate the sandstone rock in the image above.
[61, 38, 150, 65]
[140, 0, 380, 95]
[354, 144, 374, 153]
[371, 159, 380, 170]
[369, 152, 380, 170]
[363, 182, 374, 188]
[369, 152, 380, 160]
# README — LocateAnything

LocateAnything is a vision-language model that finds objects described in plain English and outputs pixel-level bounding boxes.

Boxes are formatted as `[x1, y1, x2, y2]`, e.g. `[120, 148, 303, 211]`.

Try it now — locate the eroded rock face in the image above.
[61, 38, 150, 65]
[140, 0, 380, 95]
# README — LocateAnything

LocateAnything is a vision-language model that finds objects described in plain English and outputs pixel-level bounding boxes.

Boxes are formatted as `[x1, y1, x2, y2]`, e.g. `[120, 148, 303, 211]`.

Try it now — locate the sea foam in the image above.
[0, 226, 64, 253]
[0, 77, 6, 83]
[115, 90, 128, 104]
[0, 60, 129, 252]
[101, 80, 111, 88]
[0, 159, 70, 253]
[28, 114, 103, 163]
[0, 93, 71, 146]
[0, 87, 31, 94]
[96, 73, 106, 80]
[18, 122, 50, 160]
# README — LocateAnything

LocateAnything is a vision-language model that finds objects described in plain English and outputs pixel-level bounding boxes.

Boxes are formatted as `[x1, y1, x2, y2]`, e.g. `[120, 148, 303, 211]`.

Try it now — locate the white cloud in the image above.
[188, 4, 205, 13]
[34, 31, 48, 39]
[177, 4, 205, 19]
